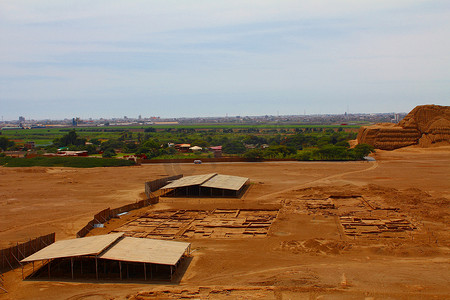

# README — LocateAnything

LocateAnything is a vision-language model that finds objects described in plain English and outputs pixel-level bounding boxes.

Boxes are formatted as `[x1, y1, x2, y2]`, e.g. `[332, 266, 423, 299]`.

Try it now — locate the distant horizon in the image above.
[1, 1, 449, 120]
[1, 109, 416, 123]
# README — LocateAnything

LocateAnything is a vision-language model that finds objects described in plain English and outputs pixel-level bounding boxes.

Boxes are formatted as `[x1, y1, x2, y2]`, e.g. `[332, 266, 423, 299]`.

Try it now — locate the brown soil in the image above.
[1, 146, 449, 299]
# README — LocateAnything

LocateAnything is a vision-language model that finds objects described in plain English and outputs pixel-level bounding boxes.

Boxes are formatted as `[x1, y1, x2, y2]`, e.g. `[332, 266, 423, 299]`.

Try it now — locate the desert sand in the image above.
[1, 146, 449, 299]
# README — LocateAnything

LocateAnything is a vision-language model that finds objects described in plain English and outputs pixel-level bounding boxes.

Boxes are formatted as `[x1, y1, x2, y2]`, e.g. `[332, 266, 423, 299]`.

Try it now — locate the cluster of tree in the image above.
[296, 144, 375, 161]
[52, 130, 86, 147]
[0, 137, 15, 151]
[242, 145, 297, 160]
[33, 127, 370, 161]
[135, 139, 175, 159]
[243, 143, 374, 161]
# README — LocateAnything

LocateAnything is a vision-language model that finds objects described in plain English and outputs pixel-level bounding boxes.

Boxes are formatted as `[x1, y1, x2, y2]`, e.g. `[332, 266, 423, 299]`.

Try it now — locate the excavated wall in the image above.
[357, 105, 450, 150]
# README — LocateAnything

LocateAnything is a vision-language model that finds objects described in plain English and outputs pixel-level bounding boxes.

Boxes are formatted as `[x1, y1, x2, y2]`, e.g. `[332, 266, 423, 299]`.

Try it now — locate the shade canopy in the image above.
[99, 237, 190, 265]
[162, 173, 249, 191]
[21, 233, 124, 262]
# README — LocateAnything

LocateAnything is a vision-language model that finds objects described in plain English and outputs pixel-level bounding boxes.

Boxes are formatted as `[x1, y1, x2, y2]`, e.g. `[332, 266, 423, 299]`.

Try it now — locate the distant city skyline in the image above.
[1, 1, 449, 120]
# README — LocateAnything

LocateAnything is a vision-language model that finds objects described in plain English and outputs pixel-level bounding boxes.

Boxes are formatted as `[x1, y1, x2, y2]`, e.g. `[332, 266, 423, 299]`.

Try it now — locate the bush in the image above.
[223, 140, 246, 154]
[102, 148, 116, 158]
[0, 137, 15, 151]
[296, 151, 313, 161]
[243, 149, 264, 161]
[352, 143, 375, 158]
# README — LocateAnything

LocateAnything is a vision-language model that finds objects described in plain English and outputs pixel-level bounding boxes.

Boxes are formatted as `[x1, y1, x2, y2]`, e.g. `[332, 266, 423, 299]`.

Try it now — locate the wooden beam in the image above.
[71, 257, 74, 279]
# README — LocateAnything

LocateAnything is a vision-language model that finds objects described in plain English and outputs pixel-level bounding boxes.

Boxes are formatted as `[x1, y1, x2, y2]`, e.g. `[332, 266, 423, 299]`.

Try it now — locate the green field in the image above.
[0, 156, 135, 168]
[1, 123, 362, 146]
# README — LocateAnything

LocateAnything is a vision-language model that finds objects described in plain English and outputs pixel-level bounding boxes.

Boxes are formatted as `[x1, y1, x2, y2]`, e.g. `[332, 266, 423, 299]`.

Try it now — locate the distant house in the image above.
[24, 141, 35, 150]
[209, 146, 222, 158]
[56, 150, 88, 157]
[189, 146, 202, 152]
[175, 144, 191, 152]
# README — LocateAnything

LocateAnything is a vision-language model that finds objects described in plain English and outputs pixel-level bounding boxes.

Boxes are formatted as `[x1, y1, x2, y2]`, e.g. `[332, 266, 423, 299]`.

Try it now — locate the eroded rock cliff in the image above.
[357, 105, 450, 150]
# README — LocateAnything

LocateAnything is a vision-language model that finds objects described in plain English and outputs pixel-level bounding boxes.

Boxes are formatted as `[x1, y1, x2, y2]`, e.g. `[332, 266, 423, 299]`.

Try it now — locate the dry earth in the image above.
[1, 145, 449, 299]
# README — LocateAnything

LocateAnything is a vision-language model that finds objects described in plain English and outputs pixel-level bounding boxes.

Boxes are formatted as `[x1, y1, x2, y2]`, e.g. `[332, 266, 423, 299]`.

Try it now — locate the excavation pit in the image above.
[112, 209, 280, 239]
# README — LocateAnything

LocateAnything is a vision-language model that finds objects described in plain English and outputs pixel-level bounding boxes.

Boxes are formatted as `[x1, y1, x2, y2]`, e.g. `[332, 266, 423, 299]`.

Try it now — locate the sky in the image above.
[1, 0, 449, 120]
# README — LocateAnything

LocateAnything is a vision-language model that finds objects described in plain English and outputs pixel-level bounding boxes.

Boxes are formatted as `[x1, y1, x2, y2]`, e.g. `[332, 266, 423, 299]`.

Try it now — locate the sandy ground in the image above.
[0, 145, 449, 299]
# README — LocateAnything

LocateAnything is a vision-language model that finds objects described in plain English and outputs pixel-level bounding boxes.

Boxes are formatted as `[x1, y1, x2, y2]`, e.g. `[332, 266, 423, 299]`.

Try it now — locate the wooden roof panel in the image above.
[21, 233, 124, 262]
[200, 174, 249, 191]
[99, 237, 190, 265]
[162, 173, 217, 189]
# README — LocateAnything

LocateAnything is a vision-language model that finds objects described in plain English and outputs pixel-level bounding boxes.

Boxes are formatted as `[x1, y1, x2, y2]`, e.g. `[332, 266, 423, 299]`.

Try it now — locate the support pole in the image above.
[81, 258, 83, 275]
[32, 261, 34, 273]
[95, 257, 98, 280]
[144, 263, 147, 281]
[119, 261, 122, 280]
[170, 265, 173, 281]
[71, 257, 74, 279]
[48, 260, 50, 279]
[150, 263, 152, 279]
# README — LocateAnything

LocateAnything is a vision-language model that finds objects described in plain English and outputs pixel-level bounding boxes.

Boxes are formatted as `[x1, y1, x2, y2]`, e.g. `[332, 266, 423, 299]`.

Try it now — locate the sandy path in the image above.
[258, 160, 379, 200]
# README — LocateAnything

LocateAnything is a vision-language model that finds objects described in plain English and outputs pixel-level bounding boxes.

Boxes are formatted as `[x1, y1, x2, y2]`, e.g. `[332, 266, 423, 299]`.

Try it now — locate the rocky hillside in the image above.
[357, 105, 450, 150]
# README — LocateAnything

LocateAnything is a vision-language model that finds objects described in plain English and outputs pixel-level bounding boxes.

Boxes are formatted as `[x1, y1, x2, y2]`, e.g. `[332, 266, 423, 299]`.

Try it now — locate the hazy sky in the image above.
[1, 1, 449, 120]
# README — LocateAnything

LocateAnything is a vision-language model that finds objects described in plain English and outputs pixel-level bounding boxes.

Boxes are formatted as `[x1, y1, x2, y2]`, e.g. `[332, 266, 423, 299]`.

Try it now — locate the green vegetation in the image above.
[0, 136, 15, 151]
[1, 123, 374, 162]
[295, 144, 375, 161]
[0, 156, 135, 168]
[242, 143, 374, 161]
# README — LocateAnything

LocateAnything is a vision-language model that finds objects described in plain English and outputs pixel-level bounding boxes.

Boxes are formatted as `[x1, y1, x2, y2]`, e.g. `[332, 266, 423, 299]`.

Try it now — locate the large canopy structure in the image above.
[161, 173, 249, 198]
[21, 233, 191, 281]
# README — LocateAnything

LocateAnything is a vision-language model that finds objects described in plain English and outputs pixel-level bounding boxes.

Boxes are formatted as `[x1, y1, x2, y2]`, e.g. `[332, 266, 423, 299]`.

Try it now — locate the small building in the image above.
[175, 144, 191, 152]
[161, 173, 250, 198]
[57, 150, 88, 157]
[24, 141, 35, 150]
[209, 146, 222, 158]
[189, 146, 202, 152]
[21, 233, 191, 282]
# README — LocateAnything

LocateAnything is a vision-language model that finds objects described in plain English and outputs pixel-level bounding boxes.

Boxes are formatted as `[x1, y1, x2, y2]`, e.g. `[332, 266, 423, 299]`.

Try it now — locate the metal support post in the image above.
[95, 257, 98, 280]
[144, 263, 147, 281]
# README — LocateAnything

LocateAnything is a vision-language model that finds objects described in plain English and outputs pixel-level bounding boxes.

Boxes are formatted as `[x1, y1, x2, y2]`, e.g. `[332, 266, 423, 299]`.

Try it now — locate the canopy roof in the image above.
[189, 146, 202, 150]
[100, 237, 190, 265]
[162, 173, 249, 191]
[162, 173, 217, 189]
[21, 233, 190, 266]
[200, 174, 249, 191]
[21, 233, 123, 262]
